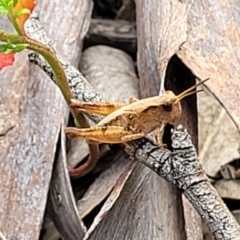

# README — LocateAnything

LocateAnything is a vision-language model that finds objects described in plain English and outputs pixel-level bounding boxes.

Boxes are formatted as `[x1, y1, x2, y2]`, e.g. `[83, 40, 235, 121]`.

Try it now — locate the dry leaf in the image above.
[77, 150, 131, 219]
[177, 0, 240, 131]
[83, 160, 137, 240]
[198, 89, 240, 177]
[136, 0, 188, 96]
[0, 42, 64, 240]
[214, 179, 240, 200]
[80, 45, 139, 102]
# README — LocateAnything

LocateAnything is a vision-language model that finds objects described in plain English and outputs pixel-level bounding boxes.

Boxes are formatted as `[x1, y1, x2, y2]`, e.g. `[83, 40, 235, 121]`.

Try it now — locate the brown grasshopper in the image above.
[66, 78, 209, 148]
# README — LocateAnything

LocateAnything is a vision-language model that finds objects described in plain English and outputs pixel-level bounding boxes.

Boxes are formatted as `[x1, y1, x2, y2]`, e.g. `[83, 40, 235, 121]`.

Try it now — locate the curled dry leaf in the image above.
[47, 122, 86, 240]
[214, 180, 240, 200]
[176, 0, 240, 131]
[136, 0, 188, 96]
[135, 0, 240, 181]
[77, 150, 130, 219]
[83, 160, 137, 240]
[80, 45, 139, 102]
[198, 89, 240, 177]
[0, 35, 64, 240]
[232, 210, 240, 224]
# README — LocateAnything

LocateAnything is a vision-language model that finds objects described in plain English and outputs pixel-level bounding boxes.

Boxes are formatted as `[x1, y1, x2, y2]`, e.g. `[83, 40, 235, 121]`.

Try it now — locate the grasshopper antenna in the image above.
[175, 78, 209, 103]
[176, 89, 203, 102]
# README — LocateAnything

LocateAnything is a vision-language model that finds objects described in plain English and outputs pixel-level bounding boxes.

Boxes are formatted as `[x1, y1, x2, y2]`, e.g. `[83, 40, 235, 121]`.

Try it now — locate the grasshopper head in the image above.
[160, 91, 182, 124]
[161, 78, 209, 124]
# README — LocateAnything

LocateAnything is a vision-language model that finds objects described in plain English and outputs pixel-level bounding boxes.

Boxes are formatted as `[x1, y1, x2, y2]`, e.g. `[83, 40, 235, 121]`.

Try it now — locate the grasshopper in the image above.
[66, 78, 209, 148]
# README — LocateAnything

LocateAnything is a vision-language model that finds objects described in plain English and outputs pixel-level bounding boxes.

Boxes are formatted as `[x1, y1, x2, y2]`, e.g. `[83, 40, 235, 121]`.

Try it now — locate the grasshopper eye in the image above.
[162, 102, 172, 112]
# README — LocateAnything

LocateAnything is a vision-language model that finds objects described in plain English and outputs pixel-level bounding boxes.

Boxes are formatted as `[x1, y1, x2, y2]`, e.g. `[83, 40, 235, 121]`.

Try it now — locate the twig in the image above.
[132, 125, 240, 239]
[25, 16, 240, 239]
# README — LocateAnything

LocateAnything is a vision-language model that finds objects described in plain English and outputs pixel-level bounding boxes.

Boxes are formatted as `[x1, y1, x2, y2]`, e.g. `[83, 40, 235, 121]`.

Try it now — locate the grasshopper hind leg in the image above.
[70, 99, 126, 116]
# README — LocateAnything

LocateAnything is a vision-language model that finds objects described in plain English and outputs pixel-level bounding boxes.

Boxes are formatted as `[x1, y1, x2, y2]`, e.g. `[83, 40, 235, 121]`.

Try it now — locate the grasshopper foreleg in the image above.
[155, 122, 167, 148]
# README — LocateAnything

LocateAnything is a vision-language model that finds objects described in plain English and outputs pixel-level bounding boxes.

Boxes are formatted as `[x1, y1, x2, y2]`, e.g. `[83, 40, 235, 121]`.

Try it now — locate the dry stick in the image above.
[132, 126, 240, 240]
[25, 17, 240, 240]
[25, 15, 101, 177]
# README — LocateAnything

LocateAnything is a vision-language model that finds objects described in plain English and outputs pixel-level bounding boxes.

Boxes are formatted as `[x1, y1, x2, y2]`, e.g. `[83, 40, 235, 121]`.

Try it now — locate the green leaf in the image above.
[0, 44, 15, 54]
[0, 0, 14, 10]
[14, 43, 29, 52]
[0, 0, 6, 8]
[0, 42, 29, 53]
[14, 8, 30, 18]
[0, 44, 8, 53]
[0, 6, 8, 14]
[7, 0, 14, 9]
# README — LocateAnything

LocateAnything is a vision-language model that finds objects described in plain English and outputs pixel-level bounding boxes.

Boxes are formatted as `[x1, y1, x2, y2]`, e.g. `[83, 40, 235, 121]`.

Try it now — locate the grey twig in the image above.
[133, 126, 240, 239]
[25, 15, 240, 240]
